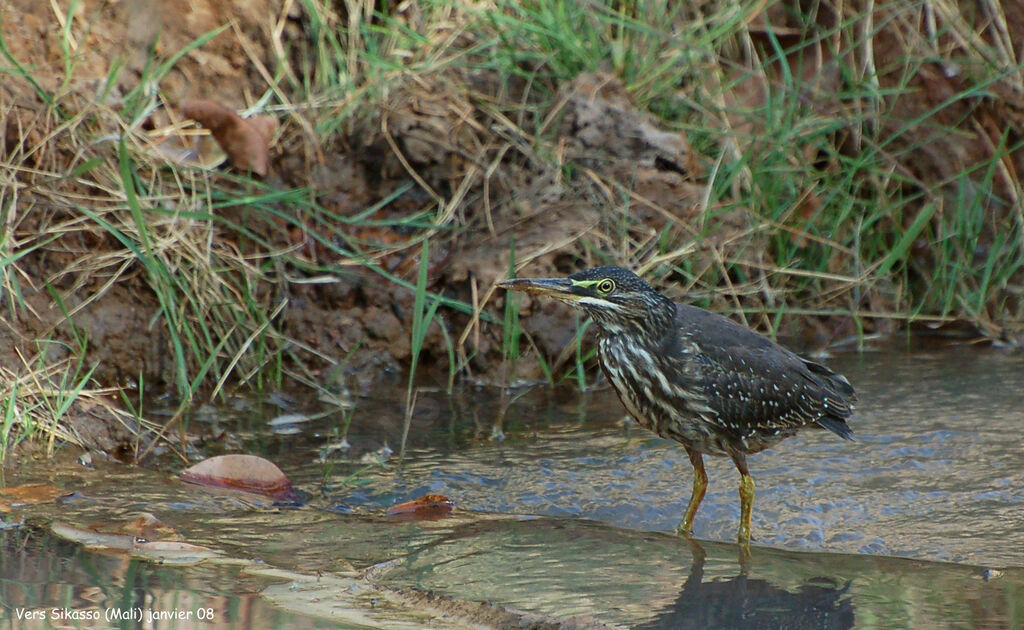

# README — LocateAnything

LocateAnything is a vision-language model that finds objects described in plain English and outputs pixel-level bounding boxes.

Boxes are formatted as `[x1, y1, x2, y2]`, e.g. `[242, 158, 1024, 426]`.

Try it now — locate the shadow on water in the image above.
[2, 343, 1024, 628]
[634, 541, 855, 630]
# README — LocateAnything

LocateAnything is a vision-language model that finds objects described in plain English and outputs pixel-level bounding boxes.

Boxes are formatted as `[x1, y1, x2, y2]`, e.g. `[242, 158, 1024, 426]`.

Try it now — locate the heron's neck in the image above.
[591, 295, 676, 338]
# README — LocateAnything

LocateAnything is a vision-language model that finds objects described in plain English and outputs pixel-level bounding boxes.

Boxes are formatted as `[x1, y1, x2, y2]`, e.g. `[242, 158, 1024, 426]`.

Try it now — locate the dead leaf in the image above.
[87, 512, 181, 541]
[179, 454, 300, 502]
[131, 539, 220, 563]
[52, 521, 139, 551]
[268, 413, 315, 435]
[179, 99, 276, 176]
[0, 483, 67, 512]
[51, 522, 218, 564]
[245, 115, 278, 144]
[386, 494, 455, 521]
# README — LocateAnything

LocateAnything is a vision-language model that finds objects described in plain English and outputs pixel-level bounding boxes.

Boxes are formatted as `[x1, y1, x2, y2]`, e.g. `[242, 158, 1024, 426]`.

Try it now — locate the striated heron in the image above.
[497, 266, 855, 545]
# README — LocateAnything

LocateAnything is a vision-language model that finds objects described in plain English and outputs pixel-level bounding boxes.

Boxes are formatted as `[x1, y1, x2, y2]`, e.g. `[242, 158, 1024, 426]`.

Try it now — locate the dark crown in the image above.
[568, 266, 657, 294]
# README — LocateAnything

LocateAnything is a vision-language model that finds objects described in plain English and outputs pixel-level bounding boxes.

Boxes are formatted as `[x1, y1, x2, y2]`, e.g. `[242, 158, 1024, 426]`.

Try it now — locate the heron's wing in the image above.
[669, 305, 855, 439]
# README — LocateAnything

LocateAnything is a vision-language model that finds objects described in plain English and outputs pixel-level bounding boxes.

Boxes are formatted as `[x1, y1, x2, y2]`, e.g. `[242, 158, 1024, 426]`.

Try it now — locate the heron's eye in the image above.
[597, 279, 615, 294]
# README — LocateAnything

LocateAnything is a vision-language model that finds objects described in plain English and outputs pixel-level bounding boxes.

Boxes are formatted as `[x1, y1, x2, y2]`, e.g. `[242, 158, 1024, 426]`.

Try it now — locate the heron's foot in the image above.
[738, 539, 752, 563]
[736, 523, 753, 559]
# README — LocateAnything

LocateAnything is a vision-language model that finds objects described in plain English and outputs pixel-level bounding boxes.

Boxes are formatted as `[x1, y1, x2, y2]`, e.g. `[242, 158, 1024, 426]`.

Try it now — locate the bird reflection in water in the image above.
[635, 539, 855, 630]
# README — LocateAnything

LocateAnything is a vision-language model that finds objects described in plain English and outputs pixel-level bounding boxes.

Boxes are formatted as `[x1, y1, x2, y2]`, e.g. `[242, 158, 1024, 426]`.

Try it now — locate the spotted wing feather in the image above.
[671, 305, 856, 442]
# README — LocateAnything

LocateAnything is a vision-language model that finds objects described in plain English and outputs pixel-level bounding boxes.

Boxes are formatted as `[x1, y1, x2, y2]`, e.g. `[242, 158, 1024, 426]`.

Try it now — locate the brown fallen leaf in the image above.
[179, 454, 300, 502]
[386, 494, 455, 521]
[0, 483, 67, 512]
[179, 99, 276, 176]
[244, 114, 278, 145]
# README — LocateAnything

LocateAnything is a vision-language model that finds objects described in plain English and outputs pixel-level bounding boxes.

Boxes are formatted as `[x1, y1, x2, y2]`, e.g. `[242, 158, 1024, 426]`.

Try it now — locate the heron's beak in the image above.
[496, 277, 582, 302]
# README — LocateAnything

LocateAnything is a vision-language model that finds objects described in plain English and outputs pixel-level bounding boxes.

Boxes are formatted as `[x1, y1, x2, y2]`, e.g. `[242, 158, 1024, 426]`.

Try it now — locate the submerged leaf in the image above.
[131, 539, 221, 563]
[51, 522, 218, 564]
[88, 512, 181, 541]
[386, 494, 455, 521]
[0, 484, 67, 512]
[179, 454, 300, 502]
[52, 521, 138, 550]
[268, 413, 314, 427]
[268, 413, 315, 435]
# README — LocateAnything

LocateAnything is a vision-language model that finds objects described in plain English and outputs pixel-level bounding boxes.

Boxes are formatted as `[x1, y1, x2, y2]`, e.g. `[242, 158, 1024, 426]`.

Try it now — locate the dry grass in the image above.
[0, 343, 163, 459]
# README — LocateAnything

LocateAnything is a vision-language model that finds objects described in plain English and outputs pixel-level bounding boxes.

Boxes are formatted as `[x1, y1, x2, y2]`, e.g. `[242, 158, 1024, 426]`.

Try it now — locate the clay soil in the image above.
[2, 0, 1023, 452]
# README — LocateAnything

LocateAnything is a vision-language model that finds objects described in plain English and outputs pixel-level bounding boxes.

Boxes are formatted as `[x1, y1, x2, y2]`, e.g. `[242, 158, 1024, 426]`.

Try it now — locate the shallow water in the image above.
[336, 342, 1024, 566]
[0, 525, 342, 629]
[2, 342, 1024, 628]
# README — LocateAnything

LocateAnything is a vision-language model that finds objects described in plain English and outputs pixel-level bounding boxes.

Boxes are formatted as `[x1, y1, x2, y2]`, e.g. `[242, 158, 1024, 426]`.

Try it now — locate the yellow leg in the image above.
[737, 472, 755, 545]
[676, 448, 708, 536]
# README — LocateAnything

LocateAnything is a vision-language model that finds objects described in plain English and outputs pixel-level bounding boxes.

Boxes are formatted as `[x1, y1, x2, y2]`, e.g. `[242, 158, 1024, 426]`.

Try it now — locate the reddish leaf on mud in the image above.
[179, 454, 300, 502]
[386, 494, 455, 521]
[179, 99, 276, 176]
[0, 484, 67, 512]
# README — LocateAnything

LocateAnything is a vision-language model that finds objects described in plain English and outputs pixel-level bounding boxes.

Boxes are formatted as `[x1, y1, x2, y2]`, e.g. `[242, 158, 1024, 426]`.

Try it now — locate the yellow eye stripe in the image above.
[571, 278, 615, 294]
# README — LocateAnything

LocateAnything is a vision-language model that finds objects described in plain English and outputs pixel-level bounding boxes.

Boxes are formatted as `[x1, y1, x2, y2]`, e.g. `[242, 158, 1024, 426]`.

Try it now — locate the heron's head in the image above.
[497, 266, 674, 334]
